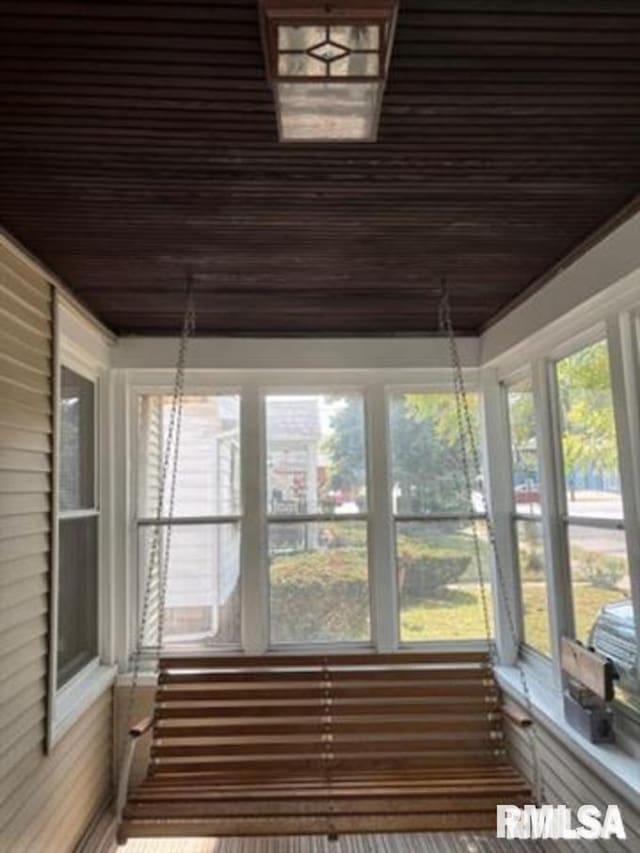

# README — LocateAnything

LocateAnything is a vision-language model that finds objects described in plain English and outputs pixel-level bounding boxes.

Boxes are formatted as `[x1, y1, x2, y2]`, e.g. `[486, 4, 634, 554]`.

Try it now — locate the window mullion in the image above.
[366, 384, 397, 652]
[563, 515, 625, 531]
[394, 512, 485, 523]
[137, 515, 242, 526]
[240, 385, 268, 654]
[532, 357, 573, 686]
[481, 369, 521, 664]
[606, 315, 640, 679]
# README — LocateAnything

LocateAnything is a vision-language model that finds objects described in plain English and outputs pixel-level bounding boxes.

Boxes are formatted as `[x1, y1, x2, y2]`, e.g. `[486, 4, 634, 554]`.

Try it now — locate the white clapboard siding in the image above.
[0, 240, 113, 852]
[1, 690, 113, 853]
[0, 248, 53, 845]
[506, 717, 640, 852]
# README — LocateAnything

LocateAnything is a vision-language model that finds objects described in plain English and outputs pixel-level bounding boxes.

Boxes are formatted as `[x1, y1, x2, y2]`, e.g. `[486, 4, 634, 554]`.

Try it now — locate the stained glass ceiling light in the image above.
[259, 1, 398, 142]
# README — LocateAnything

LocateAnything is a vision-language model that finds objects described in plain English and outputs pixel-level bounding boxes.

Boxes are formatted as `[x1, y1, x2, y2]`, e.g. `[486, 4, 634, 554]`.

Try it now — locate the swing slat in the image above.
[117, 651, 531, 843]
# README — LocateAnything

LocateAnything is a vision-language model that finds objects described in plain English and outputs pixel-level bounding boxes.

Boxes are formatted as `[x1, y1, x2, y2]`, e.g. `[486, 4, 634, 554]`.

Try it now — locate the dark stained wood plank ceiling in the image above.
[1, 0, 639, 336]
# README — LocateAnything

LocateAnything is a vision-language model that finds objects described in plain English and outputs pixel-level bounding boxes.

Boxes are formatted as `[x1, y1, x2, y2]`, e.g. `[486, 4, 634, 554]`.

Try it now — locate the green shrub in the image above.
[572, 547, 626, 590]
[270, 538, 474, 643]
[397, 543, 470, 599]
[518, 544, 545, 579]
[270, 548, 369, 643]
[517, 525, 545, 579]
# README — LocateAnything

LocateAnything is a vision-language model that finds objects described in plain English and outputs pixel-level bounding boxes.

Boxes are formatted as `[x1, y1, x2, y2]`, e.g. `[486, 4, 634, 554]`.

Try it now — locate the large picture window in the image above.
[265, 394, 370, 644]
[137, 394, 241, 647]
[555, 340, 638, 708]
[388, 392, 491, 642]
[57, 366, 99, 688]
[506, 376, 551, 658]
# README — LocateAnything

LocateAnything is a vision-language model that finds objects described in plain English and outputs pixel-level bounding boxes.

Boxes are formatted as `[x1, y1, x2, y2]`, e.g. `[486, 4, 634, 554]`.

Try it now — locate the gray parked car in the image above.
[588, 599, 638, 695]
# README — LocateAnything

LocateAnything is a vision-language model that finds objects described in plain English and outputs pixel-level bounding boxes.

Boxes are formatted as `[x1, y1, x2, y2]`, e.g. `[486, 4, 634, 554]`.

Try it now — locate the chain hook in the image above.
[437, 276, 449, 334]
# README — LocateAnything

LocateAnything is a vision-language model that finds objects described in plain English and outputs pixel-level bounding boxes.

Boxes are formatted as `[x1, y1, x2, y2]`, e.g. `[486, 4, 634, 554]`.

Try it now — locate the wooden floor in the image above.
[121, 833, 543, 852]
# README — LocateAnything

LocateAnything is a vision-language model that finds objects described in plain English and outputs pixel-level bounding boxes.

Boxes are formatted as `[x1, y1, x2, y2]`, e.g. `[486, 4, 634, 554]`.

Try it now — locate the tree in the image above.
[325, 393, 478, 514]
[556, 340, 618, 498]
[324, 398, 367, 500]
[507, 380, 539, 489]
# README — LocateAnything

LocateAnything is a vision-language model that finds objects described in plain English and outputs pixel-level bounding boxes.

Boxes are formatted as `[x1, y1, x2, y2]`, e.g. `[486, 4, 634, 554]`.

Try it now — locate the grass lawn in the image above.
[401, 581, 623, 647]
[572, 583, 627, 644]
[401, 583, 494, 641]
[523, 582, 624, 655]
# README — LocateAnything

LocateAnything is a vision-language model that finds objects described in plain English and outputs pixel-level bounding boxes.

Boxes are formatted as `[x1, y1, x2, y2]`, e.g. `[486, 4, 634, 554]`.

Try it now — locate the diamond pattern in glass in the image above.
[308, 40, 349, 63]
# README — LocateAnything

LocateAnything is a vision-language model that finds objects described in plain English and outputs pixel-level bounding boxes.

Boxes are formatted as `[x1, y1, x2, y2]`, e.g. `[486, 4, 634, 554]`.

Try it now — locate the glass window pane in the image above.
[330, 53, 379, 77]
[397, 520, 492, 642]
[276, 81, 379, 141]
[278, 25, 326, 50]
[507, 377, 541, 514]
[266, 395, 366, 516]
[278, 52, 327, 77]
[140, 523, 240, 647]
[568, 524, 638, 710]
[515, 520, 551, 657]
[59, 367, 95, 511]
[389, 392, 481, 515]
[568, 524, 633, 639]
[138, 395, 241, 518]
[57, 516, 98, 687]
[556, 341, 623, 519]
[269, 521, 370, 643]
[330, 25, 380, 51]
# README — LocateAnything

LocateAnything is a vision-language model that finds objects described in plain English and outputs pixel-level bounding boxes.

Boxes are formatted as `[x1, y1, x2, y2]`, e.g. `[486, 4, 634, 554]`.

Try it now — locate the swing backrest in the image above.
[149, 651, 504, 782]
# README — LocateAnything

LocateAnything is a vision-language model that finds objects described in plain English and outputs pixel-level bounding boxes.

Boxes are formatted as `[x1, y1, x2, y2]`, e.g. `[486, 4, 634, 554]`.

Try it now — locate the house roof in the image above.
[267, 398, 322, 441]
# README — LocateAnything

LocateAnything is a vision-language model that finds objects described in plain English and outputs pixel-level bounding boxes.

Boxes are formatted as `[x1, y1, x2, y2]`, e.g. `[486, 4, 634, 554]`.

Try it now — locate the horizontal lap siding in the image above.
[0, 241, 112, 852]
[505, 718, 640, 852]
[0, 245, 52, 849]
[0, 691, 113, 853]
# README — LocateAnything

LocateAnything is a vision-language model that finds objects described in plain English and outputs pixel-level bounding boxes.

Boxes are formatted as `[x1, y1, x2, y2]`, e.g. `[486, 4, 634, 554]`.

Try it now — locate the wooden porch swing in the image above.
[116, 282, 539, 843]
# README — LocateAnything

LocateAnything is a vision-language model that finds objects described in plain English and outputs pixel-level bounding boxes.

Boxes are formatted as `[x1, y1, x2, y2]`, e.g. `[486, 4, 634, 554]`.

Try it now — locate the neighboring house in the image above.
[267, 398, 322, 515]
[139, 396, 241, 643]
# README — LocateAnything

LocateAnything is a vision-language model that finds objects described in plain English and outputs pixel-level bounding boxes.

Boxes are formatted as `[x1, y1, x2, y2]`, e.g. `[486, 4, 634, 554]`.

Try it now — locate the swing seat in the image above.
[117, 651, 531, 841]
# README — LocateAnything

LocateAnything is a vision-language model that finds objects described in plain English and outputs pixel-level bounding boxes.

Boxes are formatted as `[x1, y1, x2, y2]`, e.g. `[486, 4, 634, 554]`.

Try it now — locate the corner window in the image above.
[388, 392, 491, 642]
[137, 394, 241, 647]
[265, 394, 370, 644]
[506, 376, 551, 658]
[57, 367, 99, 688]
[555, 340, 638, 707]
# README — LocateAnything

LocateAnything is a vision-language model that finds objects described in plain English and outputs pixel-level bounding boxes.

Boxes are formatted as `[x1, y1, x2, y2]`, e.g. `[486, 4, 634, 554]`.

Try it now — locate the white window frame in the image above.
[387, 381, 491, 650]
[133, 383, 244, 654]
[502, 369, 554, 664]
[121, 367, 490, 664]
[606, 312, 640, 716]
[549, 331, 628, 643]
[487, 293, 640, 800]
[263, 385, 374, 651]
[47, 296, 116, 749]
[492, 314, 640, 730]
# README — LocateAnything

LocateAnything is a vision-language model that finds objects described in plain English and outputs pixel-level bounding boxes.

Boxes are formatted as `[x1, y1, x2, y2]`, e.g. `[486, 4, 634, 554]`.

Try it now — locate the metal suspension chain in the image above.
[439, 280, 545, 804]
[156, 295, 196, 654]
[121, 280, 196, 763]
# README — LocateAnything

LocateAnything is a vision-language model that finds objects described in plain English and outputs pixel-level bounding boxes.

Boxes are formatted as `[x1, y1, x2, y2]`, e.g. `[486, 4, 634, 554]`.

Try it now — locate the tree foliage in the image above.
[556, 340, 618, 476]
[323, 398, 366, 497]
[325, 393, 480, 514]
[507, 380, 539, 485]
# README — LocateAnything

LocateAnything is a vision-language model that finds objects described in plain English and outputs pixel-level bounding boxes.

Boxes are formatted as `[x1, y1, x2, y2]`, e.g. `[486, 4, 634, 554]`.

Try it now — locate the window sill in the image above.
[50, 660, 117, 749]
[495, 663, 640, 806]
[117, 672, 158, 688]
